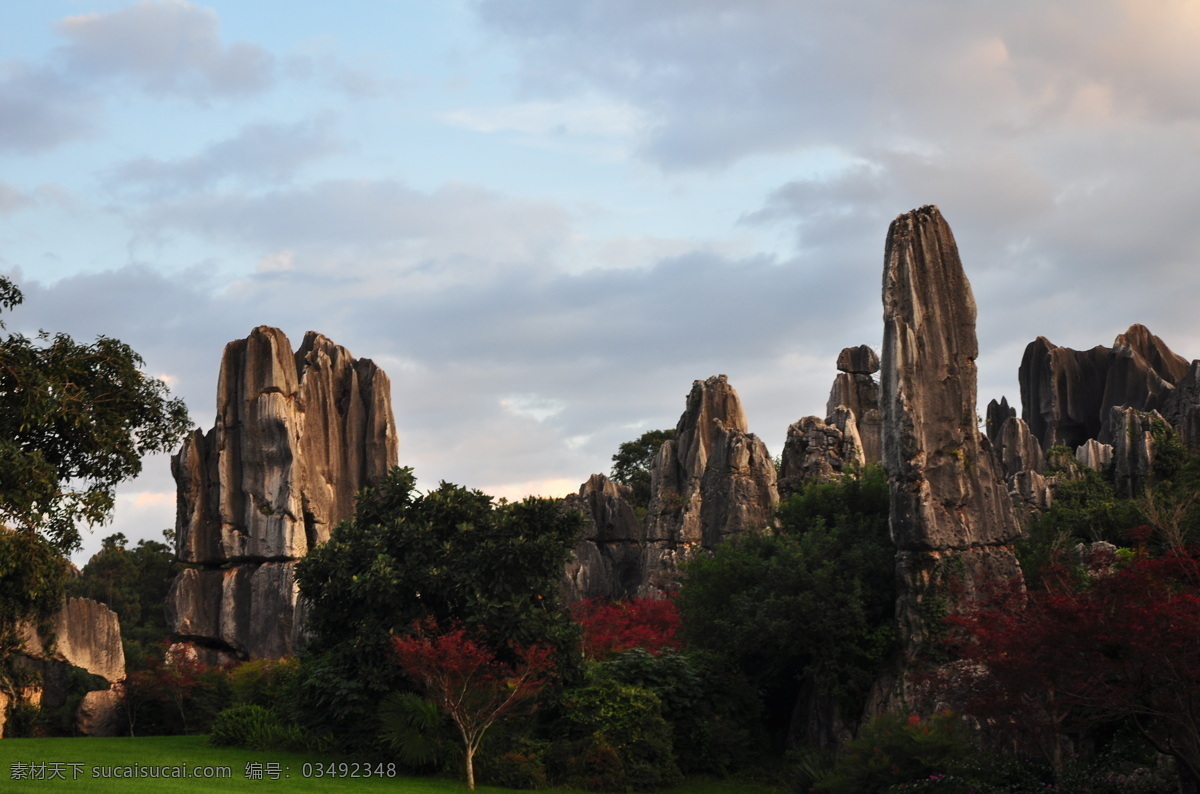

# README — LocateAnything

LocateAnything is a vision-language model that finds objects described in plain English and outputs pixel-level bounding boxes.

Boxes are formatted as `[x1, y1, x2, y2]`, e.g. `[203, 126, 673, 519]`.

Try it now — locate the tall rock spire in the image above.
[168, 326, 398, 660]
[881, 206, 1023, 653]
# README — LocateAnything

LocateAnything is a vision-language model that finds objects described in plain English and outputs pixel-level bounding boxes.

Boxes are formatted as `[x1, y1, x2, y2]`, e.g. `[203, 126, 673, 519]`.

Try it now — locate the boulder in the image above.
[168, 327, 398, 659]
[76, 686, 125, 737]
[880, 206, 1023, 654]
[837, 344, 880, 375]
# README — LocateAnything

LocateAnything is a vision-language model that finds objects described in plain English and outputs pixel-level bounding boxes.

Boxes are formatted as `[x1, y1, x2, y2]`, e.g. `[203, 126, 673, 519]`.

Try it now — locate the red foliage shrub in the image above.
[943, 549, 1200, 781]
[571, 596, 682, 660]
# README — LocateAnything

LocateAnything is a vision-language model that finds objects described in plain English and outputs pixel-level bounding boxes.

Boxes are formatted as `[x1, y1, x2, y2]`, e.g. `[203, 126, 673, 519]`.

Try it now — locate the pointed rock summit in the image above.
[881, 206, 1023, 651]
[168, 326, 398, 660]
[642, 375, 778, 586]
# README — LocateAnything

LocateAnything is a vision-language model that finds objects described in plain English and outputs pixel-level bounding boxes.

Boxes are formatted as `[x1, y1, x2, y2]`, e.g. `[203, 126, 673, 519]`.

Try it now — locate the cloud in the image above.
[57, 0, 274, 98]
[140, 179, 575, 289]
[0, 183, 34, 215]
[474, 0, 1200, 170]
[0, 62, 99, 153]
[108, 116, 342, 195]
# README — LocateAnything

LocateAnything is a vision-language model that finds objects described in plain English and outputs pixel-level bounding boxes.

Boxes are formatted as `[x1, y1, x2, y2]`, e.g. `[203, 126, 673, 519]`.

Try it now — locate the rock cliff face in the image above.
[12, 596, 125, 737]
[1109, 407, 1161, 497]
[168, 326, 398, 660]
[880, 206, 1023, 653]
[642, 375, 778, 588]
[1165, 361, 1200, 449]
[561, 474, 644, 602]
[1020, 324, 1188, 450]
[993, 415, 1051, 513]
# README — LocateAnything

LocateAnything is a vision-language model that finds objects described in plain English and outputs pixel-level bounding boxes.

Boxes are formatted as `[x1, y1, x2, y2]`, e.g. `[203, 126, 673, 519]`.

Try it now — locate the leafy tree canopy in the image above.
[293, 466, 584, 751]
[678, 465, 895, 743]
[610, 428, 675, 509]
[0, 276, 190, 552]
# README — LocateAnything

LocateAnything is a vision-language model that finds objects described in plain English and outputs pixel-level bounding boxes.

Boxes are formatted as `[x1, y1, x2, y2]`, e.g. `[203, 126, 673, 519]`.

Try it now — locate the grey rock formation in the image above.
[984, 397, 1015, 445]
[643, 375, 777, 587]
[778, 411, 865, 499]
[826, 348, 883, 465]
[1020, 338, 1114, 450]
[881, 206, 1024, 652]
[1109, 407, 1161, 497]
[1020, 324, 1188, 450]
[14, 596, 125, 736]
[1075, 438, 1114, 471]
[561, 474, 644, 602]
[1165, 360, 1200, 449]
[837, 344, 880, 375]
[993, 416, 1051, 513]
[168, 327, 398, 659]
[21, 597, 125, 684]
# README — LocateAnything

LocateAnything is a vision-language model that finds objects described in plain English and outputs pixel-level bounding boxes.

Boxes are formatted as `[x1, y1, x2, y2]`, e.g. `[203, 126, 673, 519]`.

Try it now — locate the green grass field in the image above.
[0, 736, 776, 793]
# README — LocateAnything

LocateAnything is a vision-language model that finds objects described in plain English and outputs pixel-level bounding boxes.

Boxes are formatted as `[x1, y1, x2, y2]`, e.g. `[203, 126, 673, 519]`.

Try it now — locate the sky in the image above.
[4, 1, 1200, 566]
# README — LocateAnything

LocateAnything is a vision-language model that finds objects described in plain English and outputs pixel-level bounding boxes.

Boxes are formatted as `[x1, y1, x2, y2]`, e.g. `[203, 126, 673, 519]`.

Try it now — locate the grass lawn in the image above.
[0, 736, 777, 793]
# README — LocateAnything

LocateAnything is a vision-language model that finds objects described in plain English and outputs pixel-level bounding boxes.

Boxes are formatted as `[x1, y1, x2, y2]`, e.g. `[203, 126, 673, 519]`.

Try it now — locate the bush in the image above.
[596, 648, 761, 775]
[549, 679, 681, 791]
[209, 704, 306, 751]
[228, 657, 299, 710]
[478, 737, 551, 790]
[812, 711, 974, 793]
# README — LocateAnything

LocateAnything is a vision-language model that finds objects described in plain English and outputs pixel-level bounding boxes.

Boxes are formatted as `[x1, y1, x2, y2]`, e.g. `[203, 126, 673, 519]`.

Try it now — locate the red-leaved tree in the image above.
[392, 618, 554, 790]
[122, 641, 207, 736]
[943, 550, 1200, 788]
[572, 597, 682, 660]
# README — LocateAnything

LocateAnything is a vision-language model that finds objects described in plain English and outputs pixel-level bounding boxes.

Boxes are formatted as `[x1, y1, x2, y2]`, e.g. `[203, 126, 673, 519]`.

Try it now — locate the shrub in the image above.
[228, 657, 299, 710]
[596, 648, 761, 775]
[549, 679, 681, 792]
[209, 704, 305, 751]
[812, 711, 974, 793]
[573, 597, 682, 660]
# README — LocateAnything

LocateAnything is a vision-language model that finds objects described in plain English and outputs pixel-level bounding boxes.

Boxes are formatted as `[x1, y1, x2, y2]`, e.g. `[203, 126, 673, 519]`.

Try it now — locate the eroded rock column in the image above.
[642, 375, 778, 590]
[168, 326, 398, 660]
[881, 206, 1023, 655]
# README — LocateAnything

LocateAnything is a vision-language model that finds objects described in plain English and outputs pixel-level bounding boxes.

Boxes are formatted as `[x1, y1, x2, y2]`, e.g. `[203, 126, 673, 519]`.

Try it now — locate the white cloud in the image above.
[57, 0, 274, 98]
[0, 62, 99, 153]
[108, 116, 342, 195]
[442, 97, 645, 138]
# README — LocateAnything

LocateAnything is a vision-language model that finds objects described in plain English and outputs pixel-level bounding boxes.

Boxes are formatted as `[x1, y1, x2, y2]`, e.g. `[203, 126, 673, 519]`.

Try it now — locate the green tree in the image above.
[0, 275, 189, 711]
[0, 276, 190, 552]
[677, 465, 895, 747]
[293, 466, 583, 753]
[610, 428, 675, 509]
